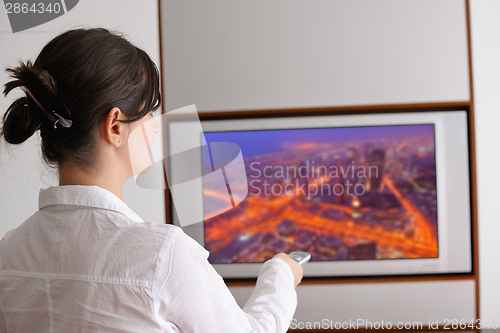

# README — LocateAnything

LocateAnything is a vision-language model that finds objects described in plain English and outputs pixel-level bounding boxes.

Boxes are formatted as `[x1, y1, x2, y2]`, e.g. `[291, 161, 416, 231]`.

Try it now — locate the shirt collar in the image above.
[39, 185, 144, 222]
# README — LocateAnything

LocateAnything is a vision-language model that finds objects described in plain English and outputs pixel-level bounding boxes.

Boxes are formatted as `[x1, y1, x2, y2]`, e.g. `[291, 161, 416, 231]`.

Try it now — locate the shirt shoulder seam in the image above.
[152, 227, 182, 302]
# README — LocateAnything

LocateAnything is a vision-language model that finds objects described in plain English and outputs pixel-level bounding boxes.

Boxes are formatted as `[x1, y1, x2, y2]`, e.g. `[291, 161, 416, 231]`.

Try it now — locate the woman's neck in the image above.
[59, 161, 125, 200]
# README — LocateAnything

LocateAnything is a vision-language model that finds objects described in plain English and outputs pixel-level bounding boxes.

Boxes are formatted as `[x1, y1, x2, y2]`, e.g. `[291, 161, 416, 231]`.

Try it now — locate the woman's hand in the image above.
[273, 252, 304, 288]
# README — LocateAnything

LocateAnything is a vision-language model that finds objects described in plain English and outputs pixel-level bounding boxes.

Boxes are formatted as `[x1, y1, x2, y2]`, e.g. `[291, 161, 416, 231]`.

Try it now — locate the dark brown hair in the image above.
[1, 28, 161, 169]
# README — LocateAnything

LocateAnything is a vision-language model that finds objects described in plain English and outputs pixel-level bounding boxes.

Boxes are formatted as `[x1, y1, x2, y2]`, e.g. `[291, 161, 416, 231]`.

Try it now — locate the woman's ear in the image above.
[105, 107, 126, 147]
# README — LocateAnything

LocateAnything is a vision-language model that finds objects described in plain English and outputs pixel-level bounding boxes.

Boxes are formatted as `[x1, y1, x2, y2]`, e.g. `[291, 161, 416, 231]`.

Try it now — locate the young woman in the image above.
[0, 28, 303, 332]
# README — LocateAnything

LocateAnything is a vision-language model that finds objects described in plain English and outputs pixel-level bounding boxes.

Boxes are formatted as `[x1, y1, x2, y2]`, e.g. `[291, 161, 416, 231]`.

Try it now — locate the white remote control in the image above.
[288, 251, 311, 265]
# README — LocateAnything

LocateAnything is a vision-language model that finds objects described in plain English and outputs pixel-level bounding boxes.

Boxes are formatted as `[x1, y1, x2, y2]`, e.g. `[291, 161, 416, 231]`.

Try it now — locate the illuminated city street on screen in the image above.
[203, 124, 439, 264]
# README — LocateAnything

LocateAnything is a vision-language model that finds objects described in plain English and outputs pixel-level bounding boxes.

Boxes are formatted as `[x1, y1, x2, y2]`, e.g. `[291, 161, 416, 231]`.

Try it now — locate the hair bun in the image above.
[1, 61, 58, 144]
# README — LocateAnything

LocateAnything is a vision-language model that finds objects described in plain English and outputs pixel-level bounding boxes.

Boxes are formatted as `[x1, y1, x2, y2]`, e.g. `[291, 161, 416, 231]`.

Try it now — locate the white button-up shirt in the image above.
[0, 185, 297, 332]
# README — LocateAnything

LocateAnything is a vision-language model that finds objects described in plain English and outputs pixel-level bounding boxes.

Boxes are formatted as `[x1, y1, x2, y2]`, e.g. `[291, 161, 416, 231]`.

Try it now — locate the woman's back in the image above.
[1, 185, 177, 331]
[0, 185, 298, 332]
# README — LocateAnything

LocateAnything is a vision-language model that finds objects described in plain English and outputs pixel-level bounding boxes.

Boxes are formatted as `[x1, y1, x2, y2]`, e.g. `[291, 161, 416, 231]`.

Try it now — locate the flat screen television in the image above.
[168, 110, 473, 278]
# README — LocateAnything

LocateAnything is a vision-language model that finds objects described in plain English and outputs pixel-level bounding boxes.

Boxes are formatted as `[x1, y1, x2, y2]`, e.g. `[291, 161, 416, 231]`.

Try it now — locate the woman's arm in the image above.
[153, 228, 298, 333]
[242, 257, 298, 333]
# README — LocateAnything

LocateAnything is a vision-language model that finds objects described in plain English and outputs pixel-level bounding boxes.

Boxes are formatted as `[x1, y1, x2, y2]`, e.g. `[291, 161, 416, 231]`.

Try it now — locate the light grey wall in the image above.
[0, 0, 165, 238]
[161, 0, 476, 324]
[231, 280, 475, 326]
[469, 0, 500, 326]
[162, 0, 469, 113]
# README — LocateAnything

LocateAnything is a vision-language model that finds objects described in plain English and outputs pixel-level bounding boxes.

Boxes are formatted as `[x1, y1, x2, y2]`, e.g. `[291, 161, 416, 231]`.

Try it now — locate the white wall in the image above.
[161, 0, 476, 325]
[162, 0, 469, 112]
[231, 280, 475, 326]
[0, 0, 165, 239]
[469, 0, 500, 326]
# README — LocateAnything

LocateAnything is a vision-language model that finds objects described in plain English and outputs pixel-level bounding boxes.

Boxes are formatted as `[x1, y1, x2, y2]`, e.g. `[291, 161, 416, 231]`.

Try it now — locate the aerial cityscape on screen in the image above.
[203, 124, 439, 264]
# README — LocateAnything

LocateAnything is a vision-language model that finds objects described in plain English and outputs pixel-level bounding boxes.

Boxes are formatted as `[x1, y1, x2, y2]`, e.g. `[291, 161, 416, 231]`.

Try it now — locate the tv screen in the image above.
[170, 110, 472, 278]
[202, 124, 439, 264]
